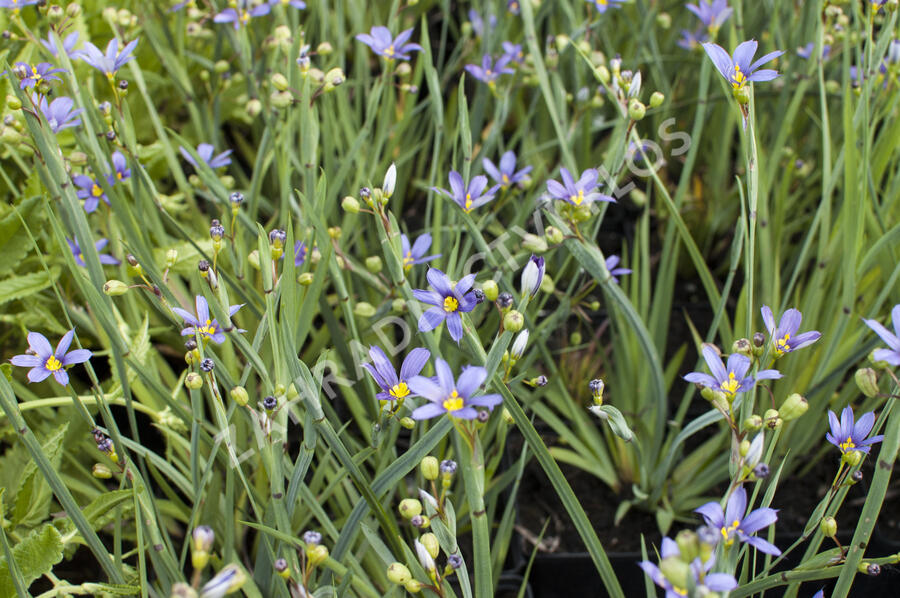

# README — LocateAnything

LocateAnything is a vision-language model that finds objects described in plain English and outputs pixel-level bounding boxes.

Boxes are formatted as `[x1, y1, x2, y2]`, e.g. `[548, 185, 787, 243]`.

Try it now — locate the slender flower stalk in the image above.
[362, 346, 430, 401]
[10, 330, 92, 386]
[407, 358, 502, 420]
[172, 296, 244, 344]
[413, 268, 478, 343]
[695, 487, 781, 555]
[760, 306, 821, 356]
[684, 344, 781, 399]
[826, 406, 884, 456]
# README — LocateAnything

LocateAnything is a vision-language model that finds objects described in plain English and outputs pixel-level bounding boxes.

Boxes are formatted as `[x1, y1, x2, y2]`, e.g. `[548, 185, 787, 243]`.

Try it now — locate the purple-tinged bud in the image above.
[269, 229, 287, 249]
[473, 288, 485, 304]
[440, 460, 457, 476]
[200, 358, 214, 372]
[262, 395, 277, 412]
[852, 470, 863, 483]
[496, 292, 514, 310]
[302, 530, 322, 546]
[210, 219, 225, 241]
[520, 255, 545, 298]
[448, 554, 463, 569]
[753, 463, 770, 479]
[274, 558, 290, 579]
[752, 332, 765, 347]
[476, 409, 490, 422]
[229, 191, 244, 206]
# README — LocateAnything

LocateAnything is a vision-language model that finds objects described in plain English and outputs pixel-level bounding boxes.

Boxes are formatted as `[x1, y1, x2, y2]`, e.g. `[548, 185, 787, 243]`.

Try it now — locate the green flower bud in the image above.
[739, 438, 751, 457]
[570, 332, 582, 345]
[230, 386, 249, 407]
[271, 90, 293, 108]
[405, 579, 424, 593]
[317, 41, 333, 55]
[92, 463, 113, 479]
[6, 95, 21, 111]
[502, 407, 514, 425]
[656, 12, 672, 29]
[743, 414, 763, 432]
[503, 310, 525, 332]
[247, 249, 260, 270]
[341, 196, 360, 213]
[103, 280, 129, 296]
[392, 298, 407, 313]
[734, 86, 751, 105]
[732, 338, 753, 356]
[66, 2, 82, 17]
[214, 60, 230, 74]
[324, 67, 345, 90]
[596, 65, 611, 85]
[365, 256, 383, 273]
[328, 226, 342, 239]
[169, 582, 198, 598]
[545, 226, 564, 245]
[399, 498, 422, 519]
[246, 98, 263, 118]
[855, 368, 879, 397]
[185, 373, 203, 390]
[308, 544, 329, 566]
[271, 73, 289, 91]
[820, 516, 837, 537]
[628, 100, 646, 121]
[574, 204, 593, 222]
[522, 233, 548, 253]
[354, 302, 376, 318]
[297, 272, 314, 285]
[779, 393, 808, 421]
[659, 557, 691, 592]
[764, 408, 782, 430]
[420, 533, 440, 559]
[843, 449, 863, 467]
[420, 457, 440, 482]
[399, 417, 416, 429]
[675, 530, 699, 562]
[386, 563, 412, 585]
[825, 80, 840, 94]
[482, 280, 499, 302]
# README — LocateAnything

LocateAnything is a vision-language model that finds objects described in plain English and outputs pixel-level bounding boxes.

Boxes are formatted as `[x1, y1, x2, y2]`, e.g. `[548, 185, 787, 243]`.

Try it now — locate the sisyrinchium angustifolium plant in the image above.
[0, 0, 899, 597]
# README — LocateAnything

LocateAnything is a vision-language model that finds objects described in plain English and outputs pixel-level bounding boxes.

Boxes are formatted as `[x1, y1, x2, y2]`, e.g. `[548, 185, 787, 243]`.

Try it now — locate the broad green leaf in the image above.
[0, 195, 42, 276]
[0, 268, 60, 307]
[61, 490, 134, 536]
[13, 422, 68, 528]
[0, 524, 64, 597]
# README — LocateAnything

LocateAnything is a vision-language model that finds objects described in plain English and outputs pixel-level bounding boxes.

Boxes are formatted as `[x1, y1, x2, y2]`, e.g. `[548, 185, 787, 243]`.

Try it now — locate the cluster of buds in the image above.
[386, 535, 464, 594]
[737, 432, 767, 480]
[191, 526, 215, 570]
[302, 530, 329, 569]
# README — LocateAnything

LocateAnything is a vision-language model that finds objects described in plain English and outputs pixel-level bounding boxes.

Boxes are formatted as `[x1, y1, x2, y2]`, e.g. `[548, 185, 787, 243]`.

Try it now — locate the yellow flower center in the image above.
[840, 436, 855, 453]
[732, 65, 746, 89]
[721, 519, 741, 545]
[385, 45, 395, 57]
[77, 253, 84, 263]
[116, 171, 123, 180]
[443, 389, 464, 412]
[501, 173, 510, 186]
[443, 296, 459, 313]
[390, 382, 409, 399]
[240, 10, 250, 23]
[464, 193, 473, 211]
[720, 371, 739, 396]
[91, 184, 104, 198]
[570, 190, 585, 205]
[45, 355, 63, 371]
[671, 588, 687, 597]
[198, 318, 217, 338]
[596, 0, 608, 5]
[775, 333, 790, 354]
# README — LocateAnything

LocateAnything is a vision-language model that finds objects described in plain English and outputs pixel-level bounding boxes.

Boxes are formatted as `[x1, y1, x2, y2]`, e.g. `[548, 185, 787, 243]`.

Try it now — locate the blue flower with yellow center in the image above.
[172, 295, 244, 345]
[433, 171, 498, 213]
[696, 487, 781, 555]
[684, 343, 781, 398]
[703, 40, 784, 90]
[546, 167, 615, 206]
[10, 329, 92, 386]
[413, 268, 479, 343]
[408, 358, 502, 420]
[826, 406, 883, 456]
[362, 345, 430, 402]
[355, 26, 422, 61]
[400, 233, 440, 272]
[761, 305, 821, 356]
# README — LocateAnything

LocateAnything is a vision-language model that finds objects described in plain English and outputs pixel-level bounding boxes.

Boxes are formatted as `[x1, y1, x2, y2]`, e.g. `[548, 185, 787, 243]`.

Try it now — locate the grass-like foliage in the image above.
[1, 1, 899, 597]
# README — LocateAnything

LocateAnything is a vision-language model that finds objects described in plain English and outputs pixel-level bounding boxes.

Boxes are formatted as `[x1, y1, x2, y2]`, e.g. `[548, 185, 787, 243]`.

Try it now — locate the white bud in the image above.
[511, 330, 529, 360]
[383, 162, 397, 199]
[414, 539, 436, 574]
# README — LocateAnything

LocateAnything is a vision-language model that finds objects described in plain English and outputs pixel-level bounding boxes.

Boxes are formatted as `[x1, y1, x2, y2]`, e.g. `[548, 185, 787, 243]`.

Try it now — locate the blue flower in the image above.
[362, 346, 430, 401]
[172, 295, 244, 344]
[10, 330, 92, 386]
[408, 358, 502, 420]
[213, 1, 271, 29]
[483, 150, 531, 188]
[703, 40, 784, 89]
[67, 237, 120, 267]
[0, 0, 39, 12]
[433, 171, 498, 213]
[826, 406, 884, 456]
[15, 62, 65, 89]
[75, 38, 139, 78]
[638, 537, 737, 598]
[506, 0, 521, 15]
[73, 175, 110, 213]
[467, 9, 497, 38]
[401, 233, 440, 271]
[546, 167, 615, 206]
[41, 31, 81, 58]
[108, 151, 131, 184]
[686, 0, 732, 33]
[761, 306, 821, 355]
[268, 0, 305, 8]
[586, 0, 627, 13]
[34, 93, 83, 133]
[294, 241, 308, 267]
[678, 28, 708, 51]
[355, 26, 422, 60]
[413, 268, 478, 343]
[684, 343, 781, 399]
[696, 486, 781, 555]
[180, 143, 233, 169]
[796, 42, 831, 61]
[464, 54, 515, 86]
[863, 304, 900, 366]
[605, 255, 631, 283]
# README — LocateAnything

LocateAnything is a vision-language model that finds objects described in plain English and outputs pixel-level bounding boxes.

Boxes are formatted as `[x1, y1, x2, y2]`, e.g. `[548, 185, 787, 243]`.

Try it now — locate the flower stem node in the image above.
[820, 516, 837, 538]
[230, 386, 249, 406]
[399, 498, 423, 519]
[779, 393, 808, 420]
[387, 563, 412, 585]
[420, 456, 439, 481]
[185, 373, 203, 390]
[764, 409, 782, 430]
[855, 368, 879, 397]
[92, 463, 113, 479]
[103, 280, 129, 296]
[503, 310, 525, 333]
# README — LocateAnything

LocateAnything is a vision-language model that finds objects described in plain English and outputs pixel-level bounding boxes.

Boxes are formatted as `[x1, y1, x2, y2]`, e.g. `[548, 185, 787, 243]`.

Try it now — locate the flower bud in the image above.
[752, 463, 770, 479]
[520, 255, 545, 298]
[399, 498, 423, 519]
[341, 195, 360, 213]
[324, 67, 345, 90]
[185, 373, 203, 390]
[169, 582, 198, 598]
[420, 533, 440, 559]
[440, 459, 457, 477]
[589, 379, 604, 406]
[298, 272, 314, 285]
[855, 368, 879, 397]
[92, 463, 113, 479]
[421, 456, 439, 481]
[779, 393, 808, 421]
[271, 73, 289, 91]
[303, 530, 322, 546]
[628, 100, 646, 121]
[382, 163, 397, 199]
[843, 449, 863, 467]
[744, 432, 764, 469]
[200, 564, 245, 597]
[354, 302, 376, 318]
[502, 407, 514, 424]
[675, 530, 699, 562]
[103, 280, 129, 296]
[230, 386, 249, 407]
[522, 233, 548, 253]
[732, 338, 752, 357]
[658, 557, 690, 592]
[544, 225, 564, 245]
[511, 330, 529, 360]
[649, 91, 665, 108]
[392, 298, 406, 312]
[365, 256, 383, 273]
[764, 408, 782, 430]
[820, 516, 837, 537]
[308, 544, 329, 566]
[274, 558, 290, 579]
[503, 310, 525, 332]
[743, 414, 763, 432]
[399, 417, 415, 429]
[246, 98, 262, 118]
[411, 514, 430, 529]
[405, 580, 424, 593]
[656, 12, 671, 29]
[866, 563, 881, 576]
[387, 563, 412, 585]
